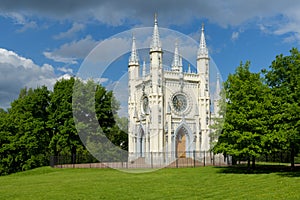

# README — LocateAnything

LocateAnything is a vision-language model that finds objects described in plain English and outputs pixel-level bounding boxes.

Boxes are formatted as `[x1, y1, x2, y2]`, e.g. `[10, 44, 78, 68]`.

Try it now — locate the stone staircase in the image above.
[127, 157, 204, 168]
[168, 157, 202, 168]
[130, 157, 146, 164]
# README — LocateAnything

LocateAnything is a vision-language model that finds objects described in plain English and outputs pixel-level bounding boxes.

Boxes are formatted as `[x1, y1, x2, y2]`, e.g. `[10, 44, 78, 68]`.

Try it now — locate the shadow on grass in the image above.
[215, 165, 300, 177]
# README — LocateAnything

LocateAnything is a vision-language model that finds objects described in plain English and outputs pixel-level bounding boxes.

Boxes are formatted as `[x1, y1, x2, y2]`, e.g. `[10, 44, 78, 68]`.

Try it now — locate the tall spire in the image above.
[150, 13, 161, 51]
[129, 35, 139, 65]
[197, 23, 208, 58]
[172, 40, 183, 72]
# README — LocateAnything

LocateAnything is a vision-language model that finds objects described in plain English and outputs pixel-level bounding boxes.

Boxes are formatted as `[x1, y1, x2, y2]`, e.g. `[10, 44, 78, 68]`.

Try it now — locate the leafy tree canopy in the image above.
[0, 78, 127, 175]
[213, 61, 271, 169]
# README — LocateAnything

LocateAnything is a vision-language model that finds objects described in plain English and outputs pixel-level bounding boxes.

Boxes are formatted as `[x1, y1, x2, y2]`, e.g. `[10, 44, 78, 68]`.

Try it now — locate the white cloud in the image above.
[87, 37, 131, 63]
[16, 21, 37, 32]
[0, 1, 297, 26]
[5, 12, 28, 25]
[57, 74, 72, 81]
[0, 48, 69, 109]
[94, 78, 109, 84]
[3, 12, 37, 32]
[54, 22, 85, 40]
[2, 1, 300, 44]
[43, 52, 77, 64]
[57, 67, 73, 74]
[272, 19, 300, 44]
[231, 32, 239, 41]
[44, 35, 98, 64]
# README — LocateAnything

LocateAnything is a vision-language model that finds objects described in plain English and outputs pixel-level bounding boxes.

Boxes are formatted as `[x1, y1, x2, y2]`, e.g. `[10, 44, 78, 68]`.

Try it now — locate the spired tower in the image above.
[128, 15, 223, 164]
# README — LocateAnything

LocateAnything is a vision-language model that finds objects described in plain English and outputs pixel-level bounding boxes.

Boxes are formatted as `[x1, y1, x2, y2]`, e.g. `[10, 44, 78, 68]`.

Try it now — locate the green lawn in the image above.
[0, 166, 299, 199]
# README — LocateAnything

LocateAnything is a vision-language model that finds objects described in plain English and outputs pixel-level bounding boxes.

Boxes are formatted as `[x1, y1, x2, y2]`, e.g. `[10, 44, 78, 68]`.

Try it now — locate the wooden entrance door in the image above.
[176, 133, 186, 158]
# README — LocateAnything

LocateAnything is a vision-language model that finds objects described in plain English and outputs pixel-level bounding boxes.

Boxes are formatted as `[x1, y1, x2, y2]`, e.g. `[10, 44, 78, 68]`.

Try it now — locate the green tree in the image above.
[0, 108, 13, 175]
[210, 86, 226, 149]
[213, 61, 270, 169]
[114, 116, 128, 150]
[72, 79, 127, 162]
[48, 77, 84, 160]
[263, 48, 300, 169]
[1, 86, 51, 174]
[0, 77, 126, 175]
[49, 77, 125, 160]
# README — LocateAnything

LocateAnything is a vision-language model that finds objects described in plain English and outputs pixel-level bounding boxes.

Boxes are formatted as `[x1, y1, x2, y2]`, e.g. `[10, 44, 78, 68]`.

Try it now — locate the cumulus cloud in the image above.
[44, 35, 98, 64]
[0, 48, 68, 109]
[1, 1, 300, 44]
[57, 73, 72, 81]
[57, 67, 74, 74]
[231, 32, 239, 41]
[2, 12, 37, 32]
[54, 22, 85, 40]
[0, 1, 297, 26]
[93, 78, 109, 84]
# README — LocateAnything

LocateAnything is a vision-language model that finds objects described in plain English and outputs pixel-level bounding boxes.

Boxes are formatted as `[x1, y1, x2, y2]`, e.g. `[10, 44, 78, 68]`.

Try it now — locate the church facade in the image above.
[127, 16, 221, 164]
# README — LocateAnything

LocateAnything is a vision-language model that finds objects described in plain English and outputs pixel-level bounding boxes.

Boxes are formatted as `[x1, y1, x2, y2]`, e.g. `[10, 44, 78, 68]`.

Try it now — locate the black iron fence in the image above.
[256, 152, 291, 164]
[50, 151, 231, 169]
[232, 151, 295, 166]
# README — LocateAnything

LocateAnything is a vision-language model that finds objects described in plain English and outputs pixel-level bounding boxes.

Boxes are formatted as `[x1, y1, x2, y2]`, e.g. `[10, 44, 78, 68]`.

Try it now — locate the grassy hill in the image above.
[0, 166, 299, 199]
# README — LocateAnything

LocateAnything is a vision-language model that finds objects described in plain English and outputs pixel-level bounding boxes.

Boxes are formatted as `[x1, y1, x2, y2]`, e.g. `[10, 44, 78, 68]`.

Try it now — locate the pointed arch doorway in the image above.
[137, 127, 145, 157]
[176, 127, 188, 158]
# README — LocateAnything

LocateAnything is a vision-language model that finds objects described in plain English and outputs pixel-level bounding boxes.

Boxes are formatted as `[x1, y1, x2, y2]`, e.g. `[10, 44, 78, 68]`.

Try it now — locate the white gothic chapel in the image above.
[127, 15, 223, 164]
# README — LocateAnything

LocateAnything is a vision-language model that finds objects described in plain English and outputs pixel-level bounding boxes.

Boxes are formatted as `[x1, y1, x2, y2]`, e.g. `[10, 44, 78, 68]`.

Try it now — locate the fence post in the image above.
[151, 152, 153, 168]
[49, 156, 54, 167]
[193, 150, 196, 167]
[59, 156, 62, 168]
[203, 151, 206, 167]
[72, 153, 75, 168]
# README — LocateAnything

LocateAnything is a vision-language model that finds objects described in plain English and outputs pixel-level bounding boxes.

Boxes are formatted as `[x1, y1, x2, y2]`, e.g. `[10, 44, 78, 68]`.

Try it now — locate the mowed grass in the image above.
[0, 166, 299, 199]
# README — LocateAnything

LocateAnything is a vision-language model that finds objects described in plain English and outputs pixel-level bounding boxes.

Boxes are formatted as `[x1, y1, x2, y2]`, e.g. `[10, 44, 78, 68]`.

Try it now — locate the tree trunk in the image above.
[53, 149, 58, 166]
[291, 142, 295, 171]
[252, 156, 256, 169]
[247, 157, 251, 170]
[71, 146, 77, 164]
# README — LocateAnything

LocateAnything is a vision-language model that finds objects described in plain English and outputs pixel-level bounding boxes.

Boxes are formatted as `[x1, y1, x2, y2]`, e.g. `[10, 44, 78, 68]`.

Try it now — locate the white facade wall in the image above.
[128, 18, 217, 163]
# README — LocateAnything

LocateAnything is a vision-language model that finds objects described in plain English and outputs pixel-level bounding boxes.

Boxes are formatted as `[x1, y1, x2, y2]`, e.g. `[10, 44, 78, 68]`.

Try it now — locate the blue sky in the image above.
[0, 1, 299, 109]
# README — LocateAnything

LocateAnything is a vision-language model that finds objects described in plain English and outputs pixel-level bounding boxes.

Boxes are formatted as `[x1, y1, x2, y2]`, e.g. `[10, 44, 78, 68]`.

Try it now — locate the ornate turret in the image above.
[196, 23, 210, 77]
[172, 41, 183, 72]
[150, 14, 162, 52]
[149, 14, 163, 83]
[129, 35, 139, 66]
[128, 35, 140, 83]
[197, 23, 208, 58]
